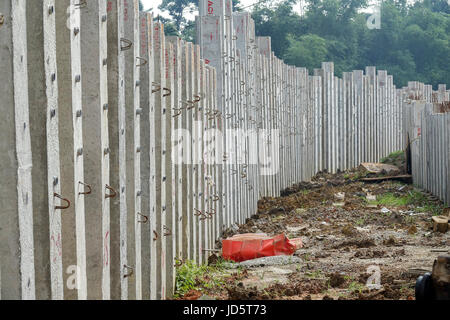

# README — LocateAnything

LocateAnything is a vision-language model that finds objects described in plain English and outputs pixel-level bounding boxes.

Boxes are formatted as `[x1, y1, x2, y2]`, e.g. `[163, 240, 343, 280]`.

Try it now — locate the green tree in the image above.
[251, 0, 301, 57]
[283, 34, 328, 70]
[250, 0, 449, 88]
[158, 0, 198, 32]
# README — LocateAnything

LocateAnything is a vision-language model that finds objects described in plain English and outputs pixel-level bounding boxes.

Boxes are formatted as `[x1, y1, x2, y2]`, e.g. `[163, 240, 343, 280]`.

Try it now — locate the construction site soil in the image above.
[177, 167, 449, 300]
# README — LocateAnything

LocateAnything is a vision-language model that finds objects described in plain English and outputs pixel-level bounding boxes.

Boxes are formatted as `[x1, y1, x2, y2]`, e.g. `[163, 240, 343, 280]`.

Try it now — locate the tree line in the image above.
[145, 0, 450, 89]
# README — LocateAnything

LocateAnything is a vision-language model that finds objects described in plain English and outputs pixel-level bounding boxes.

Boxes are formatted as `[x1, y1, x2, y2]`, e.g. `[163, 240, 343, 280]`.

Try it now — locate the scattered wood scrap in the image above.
[432, 215, 449, 233]
[359, 162, 401, 174]
[360, 174, 412, 182]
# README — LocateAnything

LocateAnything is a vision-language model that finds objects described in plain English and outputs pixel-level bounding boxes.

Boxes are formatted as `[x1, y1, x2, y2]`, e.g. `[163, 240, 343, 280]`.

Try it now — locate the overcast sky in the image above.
[141, 0, 412, 20]
[141, 0, 303, 19]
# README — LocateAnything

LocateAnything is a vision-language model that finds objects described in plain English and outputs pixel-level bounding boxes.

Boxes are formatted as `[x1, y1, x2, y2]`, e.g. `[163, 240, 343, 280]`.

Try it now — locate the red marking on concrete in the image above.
[107, 1, 113, 12]
[154, 26, 160, 51]
[165, 49, 169, 79]
[124, 0, 129, 22]
[208, 0, 214, 15]
[103, 231, 110, 267]
[50, 233, 62, 263]
[57, 233, 62, 256]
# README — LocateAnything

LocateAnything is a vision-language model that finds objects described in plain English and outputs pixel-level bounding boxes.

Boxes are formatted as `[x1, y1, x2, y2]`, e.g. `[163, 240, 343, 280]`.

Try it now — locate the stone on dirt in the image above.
[360, 162, 401, 175]
[234, 255, 302, 268]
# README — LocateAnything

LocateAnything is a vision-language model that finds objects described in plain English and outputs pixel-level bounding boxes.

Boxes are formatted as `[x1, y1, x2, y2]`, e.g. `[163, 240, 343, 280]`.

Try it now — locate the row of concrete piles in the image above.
[0, 0, 198, 300]
[1, 0, 449, 300]
[403, 83, 450, 205]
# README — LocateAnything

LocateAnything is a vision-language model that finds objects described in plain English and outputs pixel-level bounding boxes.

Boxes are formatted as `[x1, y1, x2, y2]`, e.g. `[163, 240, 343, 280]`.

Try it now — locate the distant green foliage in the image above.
[157, 0, 449, 88]
[251, 0, 450, 89]
[284, 34, 328, 70]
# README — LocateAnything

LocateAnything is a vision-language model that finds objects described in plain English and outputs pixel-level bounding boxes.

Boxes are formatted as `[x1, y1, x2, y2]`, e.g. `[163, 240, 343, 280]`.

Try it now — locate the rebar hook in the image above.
[123, 265, 134, 278]
[136, 57, 147, 67]
[74, 0, 87, 9]
[152, 82, 161, 93]
[137, 212, 148, 223]
[174, 259, 184, 267]
[105, 184, 117, 199]
[120, 38, 133, 51]
[172, 109, 182, 118]
[54, 193, 70, 210]
[186, 101, 196, 110]
[163, 225, 172, 236]
[193, 95, 201, 103]
[163, 87, 171, 97]
[78, 181, 92, 195]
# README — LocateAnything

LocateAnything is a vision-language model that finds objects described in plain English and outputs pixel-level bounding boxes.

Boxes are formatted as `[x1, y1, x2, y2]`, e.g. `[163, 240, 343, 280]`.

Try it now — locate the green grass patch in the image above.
[380, 150, 405, 168]
[297, 189, 311, 195]
[369, 189, 446, 215]
[305, 270, 323, 279]
[348, 281, 366, 294]
[380, 150, 404, 164]
[370, 193, 409, 206]
[355, 216, 366, 226]
[174, 258, 231, 298]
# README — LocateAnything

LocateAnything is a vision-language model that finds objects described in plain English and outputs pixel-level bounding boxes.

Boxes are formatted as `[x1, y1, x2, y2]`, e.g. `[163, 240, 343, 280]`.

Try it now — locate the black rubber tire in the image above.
[415, 272, 434, 300]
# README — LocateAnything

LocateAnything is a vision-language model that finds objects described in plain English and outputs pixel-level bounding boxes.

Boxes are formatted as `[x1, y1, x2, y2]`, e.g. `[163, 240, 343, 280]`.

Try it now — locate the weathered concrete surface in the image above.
[131, 0, 142, 300]
[153, 21, 164, 300]
[80, 0, 109, 300]
[161, 39, 176, 298]
[0, 0, 23, 300]
[5, 0, 37, 300]
[55, 0, 77, 300]
[138, 12, 151, 301]
[55, 0, 87, 300]
[123, 0, 137, 300]
[167, 35, 184, 266]
[26, 0, 58, 300]
[180, 41, 191, 263]
[42, 0, 65, 300]
[147, 15, 158, 301]
[106, 0, 125, 300]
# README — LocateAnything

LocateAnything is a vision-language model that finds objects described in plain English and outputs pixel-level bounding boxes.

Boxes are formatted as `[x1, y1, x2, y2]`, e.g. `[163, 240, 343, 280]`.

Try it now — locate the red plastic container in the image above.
[222, 233, 302, 262]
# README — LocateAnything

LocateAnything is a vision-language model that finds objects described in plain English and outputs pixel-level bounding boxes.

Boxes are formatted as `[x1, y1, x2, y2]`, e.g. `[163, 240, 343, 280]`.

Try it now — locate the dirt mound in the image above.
[226, 278, 327, 300]
[332, 237, 377, 249]
[200, 170, 449, 301]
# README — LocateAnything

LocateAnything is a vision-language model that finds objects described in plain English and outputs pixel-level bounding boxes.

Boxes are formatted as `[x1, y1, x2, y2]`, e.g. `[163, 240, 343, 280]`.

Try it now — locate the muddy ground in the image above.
[178, 168, 449, 300]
